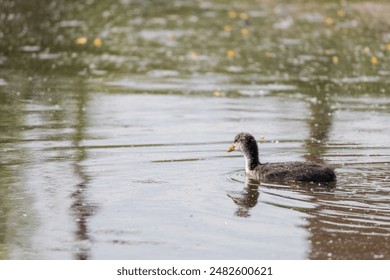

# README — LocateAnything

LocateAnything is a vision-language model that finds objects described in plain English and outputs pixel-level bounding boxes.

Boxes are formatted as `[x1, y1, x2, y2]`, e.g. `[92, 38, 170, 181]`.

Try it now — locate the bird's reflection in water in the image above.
[227, 178, 260, 218]
[228, 178, 336, 218]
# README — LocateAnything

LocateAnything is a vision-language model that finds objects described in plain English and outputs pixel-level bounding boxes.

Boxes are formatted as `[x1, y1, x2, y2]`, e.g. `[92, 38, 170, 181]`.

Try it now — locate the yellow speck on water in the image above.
[386, 44, 390, 51]
[190, 51, 198, 59]
[332, 56, 339, 63]
[265, 51, 274, 58]
[337, 9, 345, 17]
[325, 17, 334, 25]
[93, 38, 103, 47]
[213, 91, 222, 97]
[371, 56, 378, 64]
[75, 37, 87, 45]
[239, 13, 249, 20]
[259, 136, 265, 142]
[228, 11, 237, 19]
[226, 50, 235, 58]
[224, 25, 232, 32]
[240, 28, 249, 36]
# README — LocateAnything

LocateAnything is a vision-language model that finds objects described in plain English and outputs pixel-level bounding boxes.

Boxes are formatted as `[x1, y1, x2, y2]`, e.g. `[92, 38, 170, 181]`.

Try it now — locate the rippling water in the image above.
[2, 78, 389, 259]
[1, 0, 390, 259]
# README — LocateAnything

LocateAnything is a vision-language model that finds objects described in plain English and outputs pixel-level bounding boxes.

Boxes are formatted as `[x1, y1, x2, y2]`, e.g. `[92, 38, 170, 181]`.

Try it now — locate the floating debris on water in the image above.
[325, 17, 334, 25]
[75, 37, 88, 45]
[213, 90, 222, 97]
[224, 25, 232, 32]
[241, 28, 249, 36]
[226, 50, 236, 58]
[93, 38, 103, 47]
[167, 33, 175, 40]
[190, 51, 198, 59]
[337, 9, 345, 17]
[228, 11, 237, 19]
[239, 13, 249, 20]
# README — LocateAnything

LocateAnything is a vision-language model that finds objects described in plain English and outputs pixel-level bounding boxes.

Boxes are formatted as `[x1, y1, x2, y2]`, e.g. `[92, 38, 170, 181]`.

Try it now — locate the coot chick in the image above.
[227, 132, 336, 183]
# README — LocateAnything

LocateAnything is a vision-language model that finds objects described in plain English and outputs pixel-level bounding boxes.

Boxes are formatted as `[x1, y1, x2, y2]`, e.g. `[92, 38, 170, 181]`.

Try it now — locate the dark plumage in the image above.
[227, 132, 336, 183]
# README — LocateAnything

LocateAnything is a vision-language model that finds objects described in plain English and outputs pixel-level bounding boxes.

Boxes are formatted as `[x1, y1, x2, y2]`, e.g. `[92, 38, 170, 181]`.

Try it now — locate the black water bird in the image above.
[227, 132, 336, 183]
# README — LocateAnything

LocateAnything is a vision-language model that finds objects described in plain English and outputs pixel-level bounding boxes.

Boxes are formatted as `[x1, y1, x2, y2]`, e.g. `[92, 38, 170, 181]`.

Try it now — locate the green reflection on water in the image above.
[0, 79, 34, 259]
[1, 0, 390, 81]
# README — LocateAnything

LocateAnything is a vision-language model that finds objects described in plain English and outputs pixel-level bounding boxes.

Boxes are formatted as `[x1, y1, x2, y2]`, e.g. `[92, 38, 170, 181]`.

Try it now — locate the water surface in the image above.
[1, 0, 390, 259]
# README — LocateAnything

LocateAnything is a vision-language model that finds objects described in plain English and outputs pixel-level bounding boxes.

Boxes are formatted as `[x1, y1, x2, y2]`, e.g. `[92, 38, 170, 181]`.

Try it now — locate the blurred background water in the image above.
[0, 0, 389, 259]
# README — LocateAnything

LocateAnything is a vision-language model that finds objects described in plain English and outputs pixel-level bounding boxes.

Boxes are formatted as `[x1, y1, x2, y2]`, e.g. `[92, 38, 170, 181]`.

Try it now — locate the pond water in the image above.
[1, 0, 390, 259]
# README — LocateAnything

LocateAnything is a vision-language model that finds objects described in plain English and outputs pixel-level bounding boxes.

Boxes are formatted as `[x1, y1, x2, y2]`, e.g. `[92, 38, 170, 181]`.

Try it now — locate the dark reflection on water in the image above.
[301, 79, 388, 259]
[302, 81, 334, 164]
[69, 80, 96, 260]
[228, 178, 260, 218]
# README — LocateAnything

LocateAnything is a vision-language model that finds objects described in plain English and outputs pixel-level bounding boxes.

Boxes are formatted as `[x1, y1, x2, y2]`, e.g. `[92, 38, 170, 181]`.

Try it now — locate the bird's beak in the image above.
[227, 144, 235, 152]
